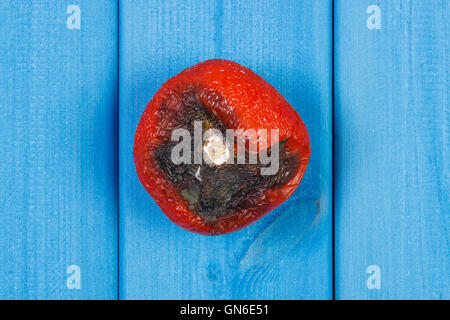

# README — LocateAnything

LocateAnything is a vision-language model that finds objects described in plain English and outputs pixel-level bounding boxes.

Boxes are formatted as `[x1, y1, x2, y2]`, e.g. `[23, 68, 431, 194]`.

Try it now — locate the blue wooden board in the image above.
[335, 0, 449, 299]
[119, 0, 333, 299]
[0, 1, 118, 299]
[1, 0, 447, 300]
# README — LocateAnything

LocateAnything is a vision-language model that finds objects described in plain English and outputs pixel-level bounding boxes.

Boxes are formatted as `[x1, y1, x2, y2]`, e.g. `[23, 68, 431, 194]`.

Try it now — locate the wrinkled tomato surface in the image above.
[134, 59, 310, 235]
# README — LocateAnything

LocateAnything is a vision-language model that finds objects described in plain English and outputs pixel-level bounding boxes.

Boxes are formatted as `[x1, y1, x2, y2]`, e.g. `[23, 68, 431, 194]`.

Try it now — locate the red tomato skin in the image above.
[134, 59, 310, 235]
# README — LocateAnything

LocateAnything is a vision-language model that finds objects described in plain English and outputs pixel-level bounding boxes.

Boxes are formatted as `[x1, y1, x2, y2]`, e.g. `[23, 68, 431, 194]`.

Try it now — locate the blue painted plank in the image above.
[119, 0, 332, 299]
[335, 0, 449, 299]
[0, 1, 118, 299]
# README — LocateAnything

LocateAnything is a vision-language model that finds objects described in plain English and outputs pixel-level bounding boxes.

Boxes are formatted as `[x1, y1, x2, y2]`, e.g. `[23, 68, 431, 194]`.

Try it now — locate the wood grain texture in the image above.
[335, 0, 449, 299]
[119, 0, 332, 299]
[0, 1, 118, 299]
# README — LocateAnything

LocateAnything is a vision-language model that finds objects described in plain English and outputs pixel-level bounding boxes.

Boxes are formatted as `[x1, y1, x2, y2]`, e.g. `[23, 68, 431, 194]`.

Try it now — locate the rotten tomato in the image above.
[134, 59, 310, 235]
